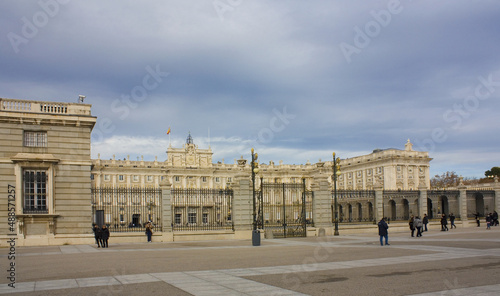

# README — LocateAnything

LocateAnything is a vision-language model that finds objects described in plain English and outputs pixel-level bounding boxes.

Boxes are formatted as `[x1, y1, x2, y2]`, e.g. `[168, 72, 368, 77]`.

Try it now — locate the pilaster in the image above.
[374, 186, 384, 221]
[160, 179, 173, 241]
[311, 175, 333, 230]
[232, 174, 253, 235]
[419, 184, 428, 218]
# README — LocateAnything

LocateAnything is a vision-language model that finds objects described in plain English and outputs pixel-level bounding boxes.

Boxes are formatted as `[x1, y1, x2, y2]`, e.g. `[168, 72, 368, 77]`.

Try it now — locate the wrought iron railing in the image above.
[171, 188, 234, 231]
[91, 187, 162, 232]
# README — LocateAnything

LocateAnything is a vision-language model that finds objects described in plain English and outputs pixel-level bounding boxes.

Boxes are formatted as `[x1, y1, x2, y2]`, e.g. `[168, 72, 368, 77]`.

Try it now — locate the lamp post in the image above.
[251, 148, 260, 246]
[332, 152, 341, 236]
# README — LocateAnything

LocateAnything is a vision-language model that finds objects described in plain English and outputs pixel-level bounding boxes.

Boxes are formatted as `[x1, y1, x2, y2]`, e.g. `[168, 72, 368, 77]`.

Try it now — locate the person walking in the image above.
[423, 214, 429, 232]
[475, 212, 481, 227]
[441, 214, 448, 231]
[378, 217, 389, 246]
[93, 224, 102, 248]
[449, 213, 456, 229]
[414, 216, 423, 237]
[486, 213, 492, 230]
[145, 222, 153, 243]
[101, 225, 110, 248]
[409, 215, 415, 237]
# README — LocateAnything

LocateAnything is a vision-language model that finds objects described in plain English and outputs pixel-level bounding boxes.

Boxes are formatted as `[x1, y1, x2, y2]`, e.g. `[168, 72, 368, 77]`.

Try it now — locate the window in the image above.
[227, 177, 232, 183]
[175, 213, 182, 225]
[118, 175, 124, 181]
[175, 176, 180, 182]
[215, 177, 220, 183]
[133, 175, 139, 182]
[188, 208, 197, 224]
[104, 175, 110, 181]
[23, 170, 48, 213]
[203, 213, 208, 224]
[202, 177, 207, 182]
[24, 131, 47, 147]
[147, 176, 153, 182]
[90, 174, 94, 180]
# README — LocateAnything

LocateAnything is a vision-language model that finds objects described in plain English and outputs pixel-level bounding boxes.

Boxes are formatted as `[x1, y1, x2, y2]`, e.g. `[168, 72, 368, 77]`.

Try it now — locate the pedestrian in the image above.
[475, 212, 481, 227]
[409, 215, 415, 237]
[93, 224, 102, 248]
[493, 211, 499, 226]
[423, 214, 429, 232]
[441, 214, 448, 231]
[486, 213, 492, 230]
[414, 216, 423, 237]
[145, 222, 153, 243]
[101, 225, 110, 248]
[449, 213, 456, 229]
[378, 217, 389, 246]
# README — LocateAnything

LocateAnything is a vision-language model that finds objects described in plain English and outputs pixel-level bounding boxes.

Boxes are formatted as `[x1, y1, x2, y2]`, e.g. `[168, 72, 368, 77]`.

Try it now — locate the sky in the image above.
[1, 0, 499, 178]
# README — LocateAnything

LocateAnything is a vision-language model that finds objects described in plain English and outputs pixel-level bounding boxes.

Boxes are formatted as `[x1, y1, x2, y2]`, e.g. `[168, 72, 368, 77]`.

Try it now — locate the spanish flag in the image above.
[167, 127, 171, 135]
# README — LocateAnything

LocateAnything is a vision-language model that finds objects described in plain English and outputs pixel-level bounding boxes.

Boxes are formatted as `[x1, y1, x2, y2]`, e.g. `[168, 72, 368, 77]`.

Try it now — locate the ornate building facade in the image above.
[91, 136, 431, 192]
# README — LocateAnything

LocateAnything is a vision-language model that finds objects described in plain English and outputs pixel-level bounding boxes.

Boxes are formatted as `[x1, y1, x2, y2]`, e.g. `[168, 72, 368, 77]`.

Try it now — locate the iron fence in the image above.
[171, 188, 234, 231]
[260, 182, 313, 238]
[91, 187, 162, 232]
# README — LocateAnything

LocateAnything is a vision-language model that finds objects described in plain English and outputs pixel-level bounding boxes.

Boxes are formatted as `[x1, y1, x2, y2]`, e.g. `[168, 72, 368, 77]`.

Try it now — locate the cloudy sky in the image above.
[1, 0, 499, 178]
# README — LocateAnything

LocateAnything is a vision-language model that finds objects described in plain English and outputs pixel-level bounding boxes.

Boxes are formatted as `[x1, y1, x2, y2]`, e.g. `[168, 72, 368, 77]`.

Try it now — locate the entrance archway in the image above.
[388, 200, 396, 221]
[427, 198, 433, 219]
[440, 195, 449, 216]
[475, 193, 485, 216]
[357, 203, 362, 222]
[402, 199, 410, 220]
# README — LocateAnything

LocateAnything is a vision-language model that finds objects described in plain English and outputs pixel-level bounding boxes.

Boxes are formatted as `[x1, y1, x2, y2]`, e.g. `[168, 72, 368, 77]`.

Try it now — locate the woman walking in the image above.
[145, 222, 153, 243]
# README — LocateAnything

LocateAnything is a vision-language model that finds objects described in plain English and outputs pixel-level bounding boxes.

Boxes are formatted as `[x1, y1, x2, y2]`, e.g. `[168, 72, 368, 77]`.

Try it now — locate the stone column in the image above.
[418, 184, 428, 218]
[232, 173, 253, 239]
[494, 177, 500, 213]
[374, 186, 384, 222]
[458, 183, 468, 227]
[160, 179, 173, 242]
[311, 174, 333, 236]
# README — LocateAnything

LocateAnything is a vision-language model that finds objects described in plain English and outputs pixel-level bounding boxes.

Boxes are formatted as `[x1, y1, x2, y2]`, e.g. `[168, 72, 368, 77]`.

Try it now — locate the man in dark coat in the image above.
[101, 225, 110, 248]
[441, 214, 448, 231]
[378, 217, 389, 246]
[449, 213, 456, 229]
[423, 214, 429, 231]
[93, 224, 102, 248]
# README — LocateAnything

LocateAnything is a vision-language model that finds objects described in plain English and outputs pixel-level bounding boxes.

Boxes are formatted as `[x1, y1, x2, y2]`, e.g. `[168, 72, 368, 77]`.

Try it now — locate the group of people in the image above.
[92, 221, 155, 248]
[486, 211, 499, 229]
[92, 224, 110, 248]
[378, 212, 463, 246]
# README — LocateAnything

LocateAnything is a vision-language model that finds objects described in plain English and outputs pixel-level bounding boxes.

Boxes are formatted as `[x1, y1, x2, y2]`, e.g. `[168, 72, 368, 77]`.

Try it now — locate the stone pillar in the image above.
[311, 175, 333, 236]
[458, 184, 468, 227]
[160, 179, 173, 242]
[232, 174, 253, 239]
[494, 177, 500, 213]
[418, 184, 428, 218]
[375, 187, 384, 222]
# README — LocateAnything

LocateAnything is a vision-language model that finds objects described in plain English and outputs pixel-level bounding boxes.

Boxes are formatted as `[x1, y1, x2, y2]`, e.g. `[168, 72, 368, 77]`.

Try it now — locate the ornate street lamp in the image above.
[251, 148, 260, 246]
[332, 152, 341, 236]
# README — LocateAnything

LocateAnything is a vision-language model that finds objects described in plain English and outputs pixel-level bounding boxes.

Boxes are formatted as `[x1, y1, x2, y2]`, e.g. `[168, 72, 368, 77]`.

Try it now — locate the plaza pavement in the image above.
[1, 225, 500, 296]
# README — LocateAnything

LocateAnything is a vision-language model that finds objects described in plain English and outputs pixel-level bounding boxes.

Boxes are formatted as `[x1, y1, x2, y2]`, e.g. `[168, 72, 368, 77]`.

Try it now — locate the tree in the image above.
[485, 167, 500, 178]
[430, 171, 460, 189]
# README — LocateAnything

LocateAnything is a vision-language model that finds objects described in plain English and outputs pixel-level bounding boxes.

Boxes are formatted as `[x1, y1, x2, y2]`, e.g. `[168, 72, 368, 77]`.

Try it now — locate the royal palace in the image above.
[1, 97, 499, 246]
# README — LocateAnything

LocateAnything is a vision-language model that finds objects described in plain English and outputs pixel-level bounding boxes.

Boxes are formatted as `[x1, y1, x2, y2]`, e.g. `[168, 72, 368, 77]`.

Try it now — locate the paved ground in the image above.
[1, 225, 500, 295]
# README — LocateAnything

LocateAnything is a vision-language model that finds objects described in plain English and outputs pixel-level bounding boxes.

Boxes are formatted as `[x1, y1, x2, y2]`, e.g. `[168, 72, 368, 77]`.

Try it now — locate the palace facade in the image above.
[91, 135, 432, 192]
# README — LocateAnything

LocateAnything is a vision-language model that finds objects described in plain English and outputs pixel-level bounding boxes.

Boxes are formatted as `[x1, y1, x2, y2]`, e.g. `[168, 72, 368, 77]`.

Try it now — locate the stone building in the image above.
[0, 98, 96, 246]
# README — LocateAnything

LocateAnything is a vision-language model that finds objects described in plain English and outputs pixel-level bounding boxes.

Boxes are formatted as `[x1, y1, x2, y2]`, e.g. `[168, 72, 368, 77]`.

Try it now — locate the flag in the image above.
[167, 127, 171, 135]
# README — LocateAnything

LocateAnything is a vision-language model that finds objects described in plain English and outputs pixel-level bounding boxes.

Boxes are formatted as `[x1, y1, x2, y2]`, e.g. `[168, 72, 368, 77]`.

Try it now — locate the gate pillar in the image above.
[494, 177, 500, 213]
[232, 174, 253, 239]
[160, 179, 173, 242]
[374, 187, 384, 222]
[418, 184, 428, 219]
[458, 182, 469, 227]
[311, 175, 332, 236]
